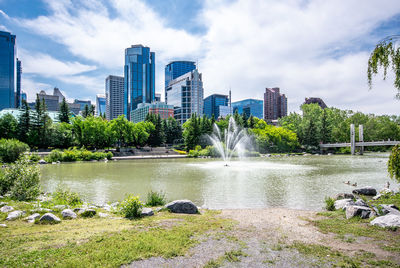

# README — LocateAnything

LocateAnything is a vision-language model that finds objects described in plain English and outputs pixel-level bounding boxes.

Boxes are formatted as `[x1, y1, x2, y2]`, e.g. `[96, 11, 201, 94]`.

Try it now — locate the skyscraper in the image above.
[16, 58, 22, 108]
[232, 99, 263, 119]
[124, 45, 155, 117]
[264, 87, 287, 121]
[165, 68, 204, 125]
[203, 94, 230, 118]
[165, 61, 196, 88]
[0, 31, 16, 110]
[96, 94, 106, 116]
[106, 75, 124, 120]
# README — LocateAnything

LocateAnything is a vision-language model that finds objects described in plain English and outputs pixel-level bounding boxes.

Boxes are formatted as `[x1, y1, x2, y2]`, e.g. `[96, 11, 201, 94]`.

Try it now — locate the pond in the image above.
[40, 153, 398, 211]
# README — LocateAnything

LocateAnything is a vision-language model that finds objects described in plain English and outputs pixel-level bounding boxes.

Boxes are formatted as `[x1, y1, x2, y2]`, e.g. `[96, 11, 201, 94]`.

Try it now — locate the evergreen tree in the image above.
[242, 112, 249, 128]
[58, 98, 70, 124]
[146, 113, 165, 146]
[320, 109, 331, 144]
[30, 96, 51, 148]
[248, 115, 255, 129]
[89, 105, 95, 116]
[82, 104, 90, 118]
[18, 100, 30, 142]
[304, 119, 319, 147]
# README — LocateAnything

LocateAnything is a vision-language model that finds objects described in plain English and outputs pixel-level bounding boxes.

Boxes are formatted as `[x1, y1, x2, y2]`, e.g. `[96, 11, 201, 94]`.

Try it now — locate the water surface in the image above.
[41, 153, 397, 210]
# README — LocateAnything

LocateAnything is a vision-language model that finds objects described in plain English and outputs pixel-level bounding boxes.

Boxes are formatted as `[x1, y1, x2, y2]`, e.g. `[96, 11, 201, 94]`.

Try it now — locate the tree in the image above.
[367, 35, 400, 99]
[18, 100, 30, 143]
[30, 96, 52, 148]
[146, 113, 165, 146]
[59, 98, 70, 124]
[388, 145, 400, 182]
[0, 113, 18, 139]
[131, 121, 154, 147]
[164, 117, 182, 144]
[242, 112, 249, 128]
[320, 109, 331, 144]
[182, 114, 201, 150]
[89, 105, 95, 116]
[110, 115, 130, 147]
[82, 104, 90, 118]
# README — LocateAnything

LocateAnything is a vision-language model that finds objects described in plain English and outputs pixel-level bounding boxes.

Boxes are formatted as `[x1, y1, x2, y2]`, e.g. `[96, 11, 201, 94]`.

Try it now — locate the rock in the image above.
[165, 200, 198, 214]
[334, 199, 354, 210]
[0, 202, 7, 207]
[1, 206, 14, 213]
[62, 209, 77, 219]
[354, 199, 368, 207]
[53, 205, 67, 210]
[370, 214, 400, 228]
[380, 204, 400, 216]
[73, 208, 85, 214]
[6, 210, 25, 221]
[352, 186, 377, 196]
[98, 212, 109, 218]
[39, 213, 61, 223]
[110, 202, 119, 208]
[102, 205, 111, 211]
[334, 193, 355, 200]
[80, 209, 96, 217]
[30, 208, 53, 213]
[38, 159, 47, 164]
[380, 188, 394, 195]
[88, 205, 97, 209]
[24, 213, 41, 223]
[345, 205, 374, 219]
[141, 208, 154, 217]
[0, 223, 7, 227]
[373, 194, 382, 200]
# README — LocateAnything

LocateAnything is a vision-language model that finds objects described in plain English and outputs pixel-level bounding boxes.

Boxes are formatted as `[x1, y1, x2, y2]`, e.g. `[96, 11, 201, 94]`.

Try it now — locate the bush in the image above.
[45, 148, 112, 162]
[0, 138, 29, 163]
[146, 190, 166, 206]
[29, 153, 41, 162]
[119, 194, 143, 219]
[324, 197, 336, 211]
[51, 185, 83, 206]
[45, 149, 63, 163]
[388, 145, 400, 182]
[0, 157, 41, 200]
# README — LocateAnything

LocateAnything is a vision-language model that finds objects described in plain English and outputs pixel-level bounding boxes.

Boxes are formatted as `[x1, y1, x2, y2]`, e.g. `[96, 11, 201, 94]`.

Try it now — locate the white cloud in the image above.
[21, 76, 53, 102]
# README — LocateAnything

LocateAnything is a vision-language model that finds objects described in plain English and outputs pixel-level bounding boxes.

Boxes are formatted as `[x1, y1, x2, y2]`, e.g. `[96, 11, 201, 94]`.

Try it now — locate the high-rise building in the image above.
[53, 87, 65, 102]
[264, 87, 287, 121]
[96, 94, 106, 116]
[16, 58, 21, 108]
[37, 90, 60, 111]
[165, 68, 204, 125]
[21, 92, 27, 102]
[232, 99, 263, 119]
[165, 61, 196, 88]
[124, 45, 155, 117]
[0, 31, 16, 110]
[303, 97, 327, 109]
[106, 75, 124, 120]
[74, 99, 91, 110]
[155, 93, 161, 102]
[130, 102, 174, 123]
[203, 94, 230, 119]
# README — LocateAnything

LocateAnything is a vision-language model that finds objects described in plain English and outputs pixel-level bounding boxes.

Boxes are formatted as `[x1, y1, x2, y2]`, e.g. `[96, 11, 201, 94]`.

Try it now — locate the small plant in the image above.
[146, 190, 166, 206]
[388, 144, 400, 182]
[119, 194, 143, 219]
[0, 138, 29, 163]
[324, 196, 336, 211]
[45, 149, 63, 162]
[29, 153, 41, 162]
[52, 185, 83, 206]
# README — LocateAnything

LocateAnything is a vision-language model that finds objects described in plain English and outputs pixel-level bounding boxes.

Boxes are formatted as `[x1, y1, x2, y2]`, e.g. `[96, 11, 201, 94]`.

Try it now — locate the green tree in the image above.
[242, 112, 249, 128]
[0, 113, 18, 139]
[320, 109, 331, 144]
[110, 115, 130, 147]
[58, 98, 70, 123]
[182, 114, 201, 150]
[131, 121, 154, 147]
[30, 96, 52, 148]
[146, 113, 165, 147]
[388, 145, 400, 182]
[18, 100, 31, 143]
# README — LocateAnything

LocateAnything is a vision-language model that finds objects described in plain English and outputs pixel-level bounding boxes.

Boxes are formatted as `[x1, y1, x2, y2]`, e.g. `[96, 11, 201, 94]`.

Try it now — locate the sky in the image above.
[0, 0, 399, 115]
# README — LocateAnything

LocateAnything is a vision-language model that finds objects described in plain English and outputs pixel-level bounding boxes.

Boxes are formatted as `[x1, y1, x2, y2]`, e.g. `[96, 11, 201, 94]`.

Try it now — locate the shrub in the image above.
[146, 190, 166, 206]
[119, 194, 143, 219]
[52, 185, 83, 206]
[388, 145, 400, 182]
[0, 138, 29, 163]
[29, 153, 41, 162]
[324, 197, 336, 211]
[45, 149, 63, 163]
[0, 157, 41, 200]
[45, 148, 112, 162]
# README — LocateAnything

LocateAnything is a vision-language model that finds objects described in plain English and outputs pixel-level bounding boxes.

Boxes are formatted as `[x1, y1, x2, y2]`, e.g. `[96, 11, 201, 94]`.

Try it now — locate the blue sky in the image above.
[0, 0, 399, 114]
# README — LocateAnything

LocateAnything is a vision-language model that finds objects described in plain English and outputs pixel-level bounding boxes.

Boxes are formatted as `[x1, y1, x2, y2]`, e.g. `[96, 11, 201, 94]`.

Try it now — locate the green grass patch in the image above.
[369, 192, 400, 209]
[203, 249, 247, 268]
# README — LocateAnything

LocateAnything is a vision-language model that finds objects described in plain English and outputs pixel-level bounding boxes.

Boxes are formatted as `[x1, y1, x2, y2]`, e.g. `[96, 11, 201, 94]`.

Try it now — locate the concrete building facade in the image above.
[264, 87, 287, 121]
[106, 75, 125, 120]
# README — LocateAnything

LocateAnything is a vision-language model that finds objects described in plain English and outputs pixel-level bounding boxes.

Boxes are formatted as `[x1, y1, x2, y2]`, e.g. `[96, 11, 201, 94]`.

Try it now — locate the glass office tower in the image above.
[96, 94, 106, 116]
[203, 94, 229, 118]
[124, 45, 155, 118]
[232, 99, 263, 119]
[16, 58, 21, 108]
[165, 61, 196, 88]
[0, 31, 16, 110]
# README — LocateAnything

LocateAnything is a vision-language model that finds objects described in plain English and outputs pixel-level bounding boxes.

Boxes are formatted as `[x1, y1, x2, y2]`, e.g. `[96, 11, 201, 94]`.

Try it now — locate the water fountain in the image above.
[208, 117, 251, 163]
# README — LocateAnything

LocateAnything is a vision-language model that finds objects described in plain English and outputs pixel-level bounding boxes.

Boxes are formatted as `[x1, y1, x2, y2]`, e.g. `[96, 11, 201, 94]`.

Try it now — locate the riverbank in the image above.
[1, 204, 399, 267]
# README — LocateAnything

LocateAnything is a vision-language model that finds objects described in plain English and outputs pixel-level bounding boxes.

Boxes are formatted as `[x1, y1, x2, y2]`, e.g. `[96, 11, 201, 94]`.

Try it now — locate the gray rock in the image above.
[62, 209, 77, 219]
[110, 202, 119, 208]
[38, 159, 47, 164]
[165, 200, 198, 214]
[74, 208, 85, 214]
[352, 186, 377, 196]
[373, 194, 382, 200]
[380, 204, 400, 216]
[354, 199, 368, 207]
[1, 205, 14, 213]
[379, 188, 394, 195]
[334, 193, 355, 200]
[6, 210, 25, 221]
[141, 207, 154, 217]
[80, 209, 96, 217]
[370, 214, 400, 228]
[0, 223, 7, 227]
[25, 213, 41, 223]
[30, 208, 53, 213]
[346, 205, 374, 219]
[98, 212, 109, 218]
[102, 205, 111, 211]
[53, 205, 67, 210]
[39, 213, 61, 223]
[0, 202, 7, 207]
[334, 199, 354, 210]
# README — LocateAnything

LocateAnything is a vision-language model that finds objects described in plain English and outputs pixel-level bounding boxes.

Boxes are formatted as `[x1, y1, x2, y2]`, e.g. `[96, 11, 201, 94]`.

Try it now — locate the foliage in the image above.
[0, 113, 18, 139]
[29, 153, 41, 162]
[182, 114, 203, 150]
[18, 100, 31, 143]
[45, 148, 112, 162]
[146, 190, 167, 206]
[51, 185, 83, 206]
[58, 98, 70, 124]
[0, 157, 40, 200]
[48, 122, 75, 148]
[146, 113, 165, 147]
[388, 145, 400, 182]
[324, 197, 336, 211]
[367, 36, 400, 98]
[119, 194, 143, 219]
[30, 96, 52, 148]
[188, 145, 219, 158]
[72, 116, 114, 149]
[164, 117, 182, 144]
[0, 138, 29, 163]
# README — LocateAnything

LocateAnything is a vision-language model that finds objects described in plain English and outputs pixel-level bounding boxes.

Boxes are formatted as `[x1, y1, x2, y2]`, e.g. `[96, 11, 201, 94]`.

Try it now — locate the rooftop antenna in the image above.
[229, 87, 232, 108]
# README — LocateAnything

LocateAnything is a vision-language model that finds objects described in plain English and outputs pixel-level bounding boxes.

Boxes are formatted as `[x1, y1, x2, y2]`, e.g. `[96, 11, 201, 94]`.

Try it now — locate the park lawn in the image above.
[0, 210, 233, 267]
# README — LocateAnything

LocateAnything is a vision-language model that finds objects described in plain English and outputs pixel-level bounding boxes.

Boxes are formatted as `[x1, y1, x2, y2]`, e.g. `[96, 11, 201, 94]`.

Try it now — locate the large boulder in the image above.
[80, 209, 96, 218]
[141, 208, 154, 217]
[354, 199, 368, 207]
[334, 199, 354, 210]
[62, 209, 77, 219]
[1, 205, 14, 213]
[345, 205, 375, 219]
[370, 214, 400, 228]
[39, 213, 61, 223]
[165, 200, 198, 214]
[334, 193, 355, 200]
[380, 204, 400, 216]
[24, 213, 41, 223]
[6, 210, 25, 221]
[0, 202, 7, 208]
[352, 186, 377, 196]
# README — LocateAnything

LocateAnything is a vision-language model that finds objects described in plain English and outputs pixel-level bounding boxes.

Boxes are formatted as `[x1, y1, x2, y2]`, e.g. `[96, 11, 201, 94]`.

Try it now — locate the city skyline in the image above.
[0, 1, 400, 115]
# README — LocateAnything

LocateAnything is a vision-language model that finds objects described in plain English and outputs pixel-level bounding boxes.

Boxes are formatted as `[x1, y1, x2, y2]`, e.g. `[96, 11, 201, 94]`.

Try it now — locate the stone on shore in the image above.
[25, 213, 41, 223]
[38, 159, 47, 164]
[352, 186, 377, 196]
[334, 199, 354, 210]
[0, 223, 7, 228]
[370, 214, 400, 228]
[39, 213, 61, 223]
[345, 205, 374, 219]
[354, 199, 368, 207]
[380, 204, 400, 216]
[98, 212, 109, 218]
[80, 209, 96, 217]
[1, 205, 14, 213]
[6, 210, 25, 221]
[74, 208, 85, 214]
[54, 205, 67, 210]
[0, 202, 7, 207]
[141, 208, 154, 217]
[62, 209, 77, 219]
[334, 193, 355, 200]
[165, 200, 198, 214]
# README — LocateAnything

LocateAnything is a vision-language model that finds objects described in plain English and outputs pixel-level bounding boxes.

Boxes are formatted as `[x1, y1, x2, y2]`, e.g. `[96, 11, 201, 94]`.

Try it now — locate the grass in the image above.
[203, 249, 247, 267]
[369, 192, 400, 209]
[324, 196, 335, 211]
[146, 190, 166, 207]
[0, 210, 232, 267]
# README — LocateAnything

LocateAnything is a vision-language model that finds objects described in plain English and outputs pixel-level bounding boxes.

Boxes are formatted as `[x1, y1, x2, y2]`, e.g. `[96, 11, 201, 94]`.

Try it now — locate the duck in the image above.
[352, 182, 357, 187]
[344, 181, 351, 185]
[385, 181, 390, 189]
